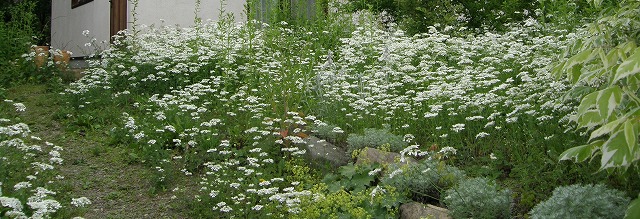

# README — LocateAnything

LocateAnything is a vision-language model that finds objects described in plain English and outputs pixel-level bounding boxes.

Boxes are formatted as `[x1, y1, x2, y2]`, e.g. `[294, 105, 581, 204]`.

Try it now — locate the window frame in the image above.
[71, 0, 94, 9]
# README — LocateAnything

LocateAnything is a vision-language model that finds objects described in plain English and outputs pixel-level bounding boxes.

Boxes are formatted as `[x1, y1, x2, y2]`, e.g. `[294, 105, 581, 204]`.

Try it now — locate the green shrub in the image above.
[382, 160, 466, 202]
[457, 0, 537, 30]
[345, 0, 540, 33]
[444, 177, 512, 219]
[529, 184, 629, 219]
[311, 122, 345, 143]
[346, 128, 407, 154]
[345, 0, 464, 34]
[0, 1, 36, 87]
[297, 183, 405, 219]
[322, 163, 380, 193]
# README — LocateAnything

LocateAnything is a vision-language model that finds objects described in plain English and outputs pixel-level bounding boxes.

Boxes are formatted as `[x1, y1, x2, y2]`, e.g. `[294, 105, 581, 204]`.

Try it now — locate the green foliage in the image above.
[0, 1, 36, 87]
[345, 0, 538, 33]
[555, 0, 640, 171]
[345, 0, 464, 34]
[296, 183, 405, 219]
[0, 113, 87, 218]
[311, 122, 345, 143]
[347, 128, 407, 154]
[457, 0, 537, 30]
[246, 0, 329, 25]
[322, 163, 380, 193]
[537, 0, 615, 28]
[553, 1, 640, 216]
[444, 177, 512, 219]
[529, 184, 629, 219]
[382, 160, 466, 202]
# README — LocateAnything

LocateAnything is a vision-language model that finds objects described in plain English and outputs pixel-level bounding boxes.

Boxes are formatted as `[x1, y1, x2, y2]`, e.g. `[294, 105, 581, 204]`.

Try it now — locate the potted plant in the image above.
[31, 45, 50, 68]
[52, 49, 72, 70]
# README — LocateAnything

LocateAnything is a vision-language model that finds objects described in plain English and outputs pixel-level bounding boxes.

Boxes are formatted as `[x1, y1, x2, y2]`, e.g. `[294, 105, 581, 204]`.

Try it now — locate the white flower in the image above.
[370, 185, 386, 199]
[451, 123, 465, 132]
[71, 197, 92, 207]
[252, 204, 264, 211]
[0, 197, 23, 211]
[388, 169, 403, 179]
[13, 103, 26, 112]
[475, 132, 490, 139]
[490, 153, 498, 160]
[220, 205, 233, 212]
[14, 181, 32, 190]
[368, 168, 382, 176]
[209, 190, 219, 198]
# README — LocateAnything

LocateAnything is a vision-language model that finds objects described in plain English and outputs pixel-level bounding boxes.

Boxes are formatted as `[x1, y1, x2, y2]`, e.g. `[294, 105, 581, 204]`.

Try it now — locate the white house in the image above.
[51, 0, 247, 58]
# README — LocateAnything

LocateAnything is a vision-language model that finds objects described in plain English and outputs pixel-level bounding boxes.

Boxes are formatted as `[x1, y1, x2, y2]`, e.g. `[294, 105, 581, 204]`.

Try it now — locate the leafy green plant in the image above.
[322, 163, 380, 193]
[347, 128, 407, 154]
[529, 184, 629, 219]
[297, 183, 405, 219]
[556, 0, 639, 170]
[552, 1, 640, 217]
[382, 160, 466, 203]
[0, 1, 36, 87]
[311, 122, 346, 143]
[444, 177, 512, 219]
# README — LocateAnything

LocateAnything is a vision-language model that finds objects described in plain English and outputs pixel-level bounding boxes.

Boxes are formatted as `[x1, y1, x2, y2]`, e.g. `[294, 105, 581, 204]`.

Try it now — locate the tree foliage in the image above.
[553, 0, 640, 218]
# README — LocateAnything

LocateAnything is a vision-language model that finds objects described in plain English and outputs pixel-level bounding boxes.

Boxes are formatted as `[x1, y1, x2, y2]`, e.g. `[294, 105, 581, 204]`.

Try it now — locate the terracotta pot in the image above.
[53, 50, 72, 70]
[32, 46, 50, 68]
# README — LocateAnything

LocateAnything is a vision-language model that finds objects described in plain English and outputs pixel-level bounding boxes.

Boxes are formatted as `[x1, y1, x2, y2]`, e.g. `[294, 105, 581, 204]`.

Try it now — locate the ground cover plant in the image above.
[0, 99, 90, 218]
[1, 0, 639, 218]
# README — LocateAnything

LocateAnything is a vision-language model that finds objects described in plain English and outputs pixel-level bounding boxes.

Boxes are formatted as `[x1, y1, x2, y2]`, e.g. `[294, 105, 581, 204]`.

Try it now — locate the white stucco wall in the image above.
[51, 0, 247, 58]
[51, 0, 111, 58]
[131, 0, 247, 28]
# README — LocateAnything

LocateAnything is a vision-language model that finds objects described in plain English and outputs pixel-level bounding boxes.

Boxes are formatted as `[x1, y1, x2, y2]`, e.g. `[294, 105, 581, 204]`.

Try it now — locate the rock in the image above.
[298, 136, 350, 167]
[400, 202, 451, 219]
[355, 147, 416, 166]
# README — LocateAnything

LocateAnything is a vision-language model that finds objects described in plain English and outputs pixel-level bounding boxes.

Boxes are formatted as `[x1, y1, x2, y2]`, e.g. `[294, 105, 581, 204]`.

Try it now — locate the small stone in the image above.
[296, 136, 349, 167]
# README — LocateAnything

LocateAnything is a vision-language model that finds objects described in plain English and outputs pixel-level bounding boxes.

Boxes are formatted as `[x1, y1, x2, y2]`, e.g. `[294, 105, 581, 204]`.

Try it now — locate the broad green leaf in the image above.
[579, 67, 605, 84]
[618, 41, 637, 61]
[628, 74, 640, 91]
[564, 86, 595, 101]
[600, 129, 633, 169]
[578, 91, 598, 116]
[593, 0, 603, 8]
[564, 48, 595, 72]
[596, 86, 623, 120]
[622, 41, 637, 55]
[624, 119, 639, 155]
[559, 140, 603, 162]
[551, 61, 566, 79]
[578, 110, 604, 129]
[625, 196, 640, 219]
[350, 174, 374, 190]
[613, 47, 640, 84]
[603, 48, 620, 69]
[339, 164, 356, 179]
[597, 47, 608, 67]
[569, 39, 583, 55]
[570, 65, 583, 83]
[590, 116, 626, 141]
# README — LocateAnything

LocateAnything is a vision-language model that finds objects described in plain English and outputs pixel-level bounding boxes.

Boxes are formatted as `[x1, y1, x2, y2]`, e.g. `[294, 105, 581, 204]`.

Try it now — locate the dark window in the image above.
[72, 0, 93, 9]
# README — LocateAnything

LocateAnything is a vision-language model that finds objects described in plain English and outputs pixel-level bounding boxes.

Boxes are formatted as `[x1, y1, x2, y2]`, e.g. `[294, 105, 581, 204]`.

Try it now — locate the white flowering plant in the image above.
[57, 2, 639, 217]
[0, 100, 90, 218]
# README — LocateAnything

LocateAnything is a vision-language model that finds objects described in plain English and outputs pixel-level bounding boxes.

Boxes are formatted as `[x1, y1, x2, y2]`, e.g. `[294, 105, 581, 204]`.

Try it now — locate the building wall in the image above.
[51, 0, 110, 58]
[132, 0, 247, 27]
[51, 0, 247, 58]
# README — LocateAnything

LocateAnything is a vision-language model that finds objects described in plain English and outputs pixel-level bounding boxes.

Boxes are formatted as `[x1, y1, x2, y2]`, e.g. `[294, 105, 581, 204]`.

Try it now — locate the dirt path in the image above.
[6, 85, 193, 219]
